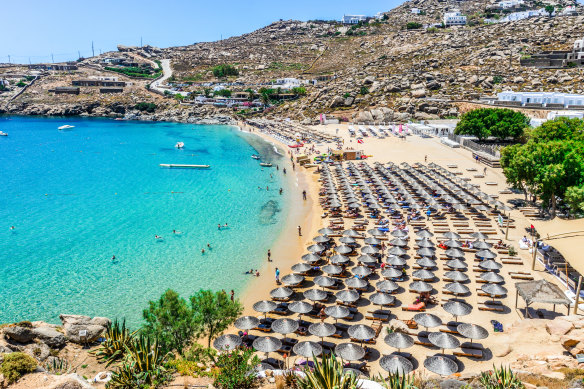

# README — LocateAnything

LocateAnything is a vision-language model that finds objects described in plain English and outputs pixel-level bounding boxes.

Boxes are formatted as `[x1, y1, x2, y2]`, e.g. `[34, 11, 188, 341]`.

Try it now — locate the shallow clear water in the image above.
[0, 116, 288, 326]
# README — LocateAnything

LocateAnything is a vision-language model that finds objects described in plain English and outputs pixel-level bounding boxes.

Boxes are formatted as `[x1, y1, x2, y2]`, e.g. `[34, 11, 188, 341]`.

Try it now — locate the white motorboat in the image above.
[0, 131, 7, 136]
[175, 142, 185, 149]
[251, 154, 260, 160]
[58, 125, 75, 130]
[259, 162, 273, 167]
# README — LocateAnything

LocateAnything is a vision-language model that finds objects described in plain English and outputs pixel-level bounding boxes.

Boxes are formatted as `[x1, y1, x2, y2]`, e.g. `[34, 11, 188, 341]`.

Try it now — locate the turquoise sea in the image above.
[0, 116, 289, 326]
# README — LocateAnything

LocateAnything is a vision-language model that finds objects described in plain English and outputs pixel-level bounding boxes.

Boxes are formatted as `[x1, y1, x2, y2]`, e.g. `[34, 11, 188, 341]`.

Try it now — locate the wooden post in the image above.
[574, 275, 582, 315]
[505, 218, 510, 240]
[531, 241, 538, 270]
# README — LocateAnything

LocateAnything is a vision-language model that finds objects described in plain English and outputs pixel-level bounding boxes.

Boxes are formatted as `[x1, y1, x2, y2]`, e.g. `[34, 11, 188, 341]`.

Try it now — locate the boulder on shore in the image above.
[59, 315, 110, 344]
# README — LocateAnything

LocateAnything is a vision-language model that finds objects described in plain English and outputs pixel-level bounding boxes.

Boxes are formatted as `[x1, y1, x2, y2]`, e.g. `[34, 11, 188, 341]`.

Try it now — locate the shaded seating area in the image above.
[515, 279, 571, 318]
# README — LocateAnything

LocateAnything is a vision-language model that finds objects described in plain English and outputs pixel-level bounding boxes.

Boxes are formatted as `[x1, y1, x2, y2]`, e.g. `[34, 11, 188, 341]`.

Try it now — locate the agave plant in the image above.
[92, 319, 136, 367]
[377, 372, 417, 389]
[106, 334, 171, 389]
[297, 353, 361, 389]
[44, 357, 72, 375]
[479, 365, 524, 389]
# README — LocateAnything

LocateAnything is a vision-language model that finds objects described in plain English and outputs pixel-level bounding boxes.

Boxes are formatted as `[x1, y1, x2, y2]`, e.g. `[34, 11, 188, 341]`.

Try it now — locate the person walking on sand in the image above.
[483, 167, 487, 175]
[275, 267, 280, 284]
[267, 249, 272, 262]
[283, 168, 287, 175]
[302, 190, 307, 200]
[297, 225, 302, 236]
[230, 290, 235, 302]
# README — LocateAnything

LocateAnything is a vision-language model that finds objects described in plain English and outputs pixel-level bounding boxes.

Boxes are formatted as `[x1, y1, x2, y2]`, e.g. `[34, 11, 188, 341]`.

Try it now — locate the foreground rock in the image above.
[59, 315, 110, 344]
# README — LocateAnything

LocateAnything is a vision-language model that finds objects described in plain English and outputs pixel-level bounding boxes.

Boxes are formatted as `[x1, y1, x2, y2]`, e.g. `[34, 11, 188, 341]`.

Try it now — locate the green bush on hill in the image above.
[212, 64, 239, 78]
[406, 22, 423, 30]
[134, 102, 157, 113]
[105, 66, 161, 79]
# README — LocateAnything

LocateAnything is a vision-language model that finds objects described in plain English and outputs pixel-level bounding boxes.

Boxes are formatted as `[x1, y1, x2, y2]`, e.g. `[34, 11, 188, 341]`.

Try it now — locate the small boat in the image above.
[160, 164, 210, 169]
[251, 154, 260, 160]
[175, 142, 185, 149]
[58, 125, 75, 130]
[0, 131, 7, 136]
[259, 162, 273, 167]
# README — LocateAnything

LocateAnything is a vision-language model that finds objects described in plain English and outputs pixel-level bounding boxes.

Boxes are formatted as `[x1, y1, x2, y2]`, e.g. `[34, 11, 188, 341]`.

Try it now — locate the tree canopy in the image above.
[142, 289, 196, 355]
[141, 289, 242, 354]
[501, 117, 584, 217]
[454, 108, 530, 141]
[191, 290, 243, 348]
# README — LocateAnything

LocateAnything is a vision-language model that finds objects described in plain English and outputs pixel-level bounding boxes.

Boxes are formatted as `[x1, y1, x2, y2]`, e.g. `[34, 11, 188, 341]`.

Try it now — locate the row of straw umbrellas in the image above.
[215, 161, 505, 377]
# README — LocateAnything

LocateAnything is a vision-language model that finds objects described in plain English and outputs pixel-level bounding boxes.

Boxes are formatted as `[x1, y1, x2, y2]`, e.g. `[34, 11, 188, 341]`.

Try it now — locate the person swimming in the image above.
[155, 235, 163, 240]
[207, 243, 211, 249]
[10, 226, 15, 230]
[201, 248, 205, 254]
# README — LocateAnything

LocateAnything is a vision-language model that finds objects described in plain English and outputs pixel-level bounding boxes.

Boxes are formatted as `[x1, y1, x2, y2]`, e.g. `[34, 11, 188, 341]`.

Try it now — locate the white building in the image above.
[498, 0, 524, 8]
[530, 111, 584, 127]
[568, 34, 584, 61]
[500, 8, 546, 22]
[273, 78, 304, 90]
[443, 10, 467, 26]
[375, 12, 386, 19]
[498, 91, 584, 107]
[342, 14, 368, 24]
[411, 8, 421, 14]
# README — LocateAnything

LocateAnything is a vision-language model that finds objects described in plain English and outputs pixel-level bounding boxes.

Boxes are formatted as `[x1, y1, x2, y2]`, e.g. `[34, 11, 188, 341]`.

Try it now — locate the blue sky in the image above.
[0, 0, 397, 64]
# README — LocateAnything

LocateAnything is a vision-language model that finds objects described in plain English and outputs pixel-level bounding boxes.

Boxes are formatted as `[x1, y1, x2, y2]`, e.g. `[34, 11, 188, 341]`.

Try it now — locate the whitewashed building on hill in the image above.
[342, 14, 368, 24]
[497, 91, 584, 107]
[443, 10, 467, 26]
[411, 8, 421, 14]
[498, 0, 524, 8]
[567, 35, 584, 61]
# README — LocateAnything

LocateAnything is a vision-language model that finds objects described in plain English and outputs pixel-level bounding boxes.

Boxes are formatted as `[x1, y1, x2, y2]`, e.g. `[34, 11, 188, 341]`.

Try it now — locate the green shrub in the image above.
[105, 66, 161, 79]
[377, 371, 417, 388]
[92, 319, 136, 367]
[297, 353, 360, 389]
[1, 352, 37, 384]
[134, 102, 157, 113]
[493, 75, 504, 84]
[480, 365, 523, 388]
[45, 358, 71, 375]
[106, 335, 171, 389]
[291, 87, 307, 96]
[212, 64, 239, 78]
[360, 86, 369, 95]
[214, 89, 232, 97]
[213, 347, 260, 389]
[406, 22, 423, 30]
[16, 81, 26, 87]
[508, 246, 517, 257]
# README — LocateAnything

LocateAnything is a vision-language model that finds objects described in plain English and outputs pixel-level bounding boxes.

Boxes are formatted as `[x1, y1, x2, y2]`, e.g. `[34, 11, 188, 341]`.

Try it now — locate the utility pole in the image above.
[78, 50, 81, 59]
[92, 41, 95, 57]
[141, 36, 143, 47]
[51, 53, 54, 63]
[7, 55, 10, 64]
[29, 57, 31, 65]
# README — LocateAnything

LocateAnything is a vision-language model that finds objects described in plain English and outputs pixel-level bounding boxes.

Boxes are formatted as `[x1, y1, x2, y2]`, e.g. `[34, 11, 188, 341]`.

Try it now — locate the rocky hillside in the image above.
[1, 0, 583, 122]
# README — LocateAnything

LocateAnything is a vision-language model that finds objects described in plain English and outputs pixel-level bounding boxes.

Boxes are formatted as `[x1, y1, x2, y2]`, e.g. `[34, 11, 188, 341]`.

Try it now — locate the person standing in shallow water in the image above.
[297, 225, 302, 236]
[267, 249, 272, 262]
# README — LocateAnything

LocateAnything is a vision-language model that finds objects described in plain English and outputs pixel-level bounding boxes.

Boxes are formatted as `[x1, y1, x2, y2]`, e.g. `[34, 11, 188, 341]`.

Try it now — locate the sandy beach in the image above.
[231, 120, 577, 377]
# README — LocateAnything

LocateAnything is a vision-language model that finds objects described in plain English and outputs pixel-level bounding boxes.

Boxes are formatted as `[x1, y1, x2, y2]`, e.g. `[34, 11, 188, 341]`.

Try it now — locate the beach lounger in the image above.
[509, 271, 534, 280]
[478, 302, 504, 312]
[453, 347, 483, 359]
[365, 313, 390, 322]
[414, 335, 433, 346]
[402, 302, 426, 312]
[335, 323, 350, 332]
[439, 324, 460, 334]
